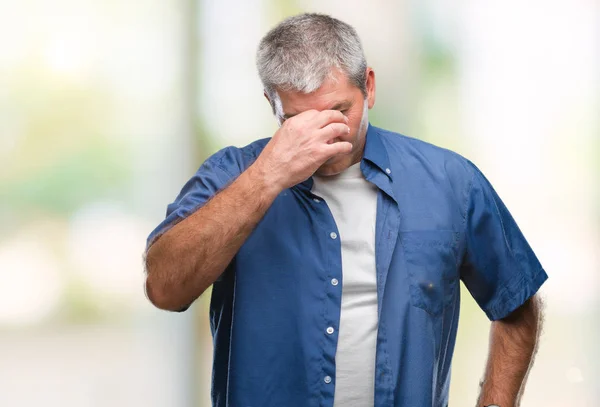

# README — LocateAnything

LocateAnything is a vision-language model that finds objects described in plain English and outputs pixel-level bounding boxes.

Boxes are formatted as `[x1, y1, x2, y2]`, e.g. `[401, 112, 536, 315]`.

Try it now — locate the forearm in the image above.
[477, 296, 543, 407]
[145, 162, 281, 311]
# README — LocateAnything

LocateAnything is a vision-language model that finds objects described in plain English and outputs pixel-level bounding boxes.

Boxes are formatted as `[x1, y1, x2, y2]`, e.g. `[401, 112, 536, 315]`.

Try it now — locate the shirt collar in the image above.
[362, 123, 393, 180]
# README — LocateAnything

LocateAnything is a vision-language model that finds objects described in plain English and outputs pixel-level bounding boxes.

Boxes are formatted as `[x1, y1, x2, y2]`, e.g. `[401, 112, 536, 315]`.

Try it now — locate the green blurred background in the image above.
[0, 0, 598, 405]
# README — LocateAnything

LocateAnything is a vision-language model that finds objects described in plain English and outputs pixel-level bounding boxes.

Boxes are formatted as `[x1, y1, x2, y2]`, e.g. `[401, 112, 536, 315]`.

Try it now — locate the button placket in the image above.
[317, 200, 339, 398]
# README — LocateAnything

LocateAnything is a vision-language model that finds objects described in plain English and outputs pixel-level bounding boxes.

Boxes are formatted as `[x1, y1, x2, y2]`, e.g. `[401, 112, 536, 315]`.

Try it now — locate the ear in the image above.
[365, 68, 376, 109]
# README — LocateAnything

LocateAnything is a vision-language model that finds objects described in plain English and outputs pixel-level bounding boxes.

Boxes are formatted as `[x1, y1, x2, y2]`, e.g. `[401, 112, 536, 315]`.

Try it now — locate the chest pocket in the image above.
[401, 230, 460, 316]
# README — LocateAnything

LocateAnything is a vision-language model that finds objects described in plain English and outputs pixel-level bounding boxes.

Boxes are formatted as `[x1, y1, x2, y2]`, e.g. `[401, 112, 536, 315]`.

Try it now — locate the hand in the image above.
[253, 109, 352, 191]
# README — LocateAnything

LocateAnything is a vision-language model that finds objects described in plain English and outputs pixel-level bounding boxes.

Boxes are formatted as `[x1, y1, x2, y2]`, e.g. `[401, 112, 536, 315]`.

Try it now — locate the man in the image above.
[145, 13, 547, 407]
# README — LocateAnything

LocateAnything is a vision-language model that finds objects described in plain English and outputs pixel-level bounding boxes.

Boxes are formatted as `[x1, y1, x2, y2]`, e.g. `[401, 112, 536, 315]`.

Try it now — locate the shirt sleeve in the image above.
[460, 163, 548, 321]
[146, 152, 236, 250]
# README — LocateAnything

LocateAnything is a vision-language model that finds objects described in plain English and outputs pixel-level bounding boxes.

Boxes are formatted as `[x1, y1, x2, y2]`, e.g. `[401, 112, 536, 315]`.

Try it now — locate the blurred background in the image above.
[0, 0, 598, 405]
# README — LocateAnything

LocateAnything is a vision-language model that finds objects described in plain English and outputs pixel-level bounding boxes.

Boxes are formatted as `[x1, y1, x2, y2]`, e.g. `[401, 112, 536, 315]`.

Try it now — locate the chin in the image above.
[316, 156, 352, 176]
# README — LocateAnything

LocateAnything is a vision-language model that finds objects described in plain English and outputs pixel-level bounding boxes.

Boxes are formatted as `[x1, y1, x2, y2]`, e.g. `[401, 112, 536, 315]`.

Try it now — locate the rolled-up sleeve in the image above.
[146, 151, 236, 249]
[460, 163, 548, 321]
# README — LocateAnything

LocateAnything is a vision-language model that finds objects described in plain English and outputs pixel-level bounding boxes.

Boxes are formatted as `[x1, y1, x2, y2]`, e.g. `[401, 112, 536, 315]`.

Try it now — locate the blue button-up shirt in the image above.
[148, 124, 547, 407]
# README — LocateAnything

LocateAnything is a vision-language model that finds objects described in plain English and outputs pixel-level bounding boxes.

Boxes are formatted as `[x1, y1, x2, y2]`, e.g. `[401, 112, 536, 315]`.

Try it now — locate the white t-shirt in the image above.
[312, 161, 379, 407]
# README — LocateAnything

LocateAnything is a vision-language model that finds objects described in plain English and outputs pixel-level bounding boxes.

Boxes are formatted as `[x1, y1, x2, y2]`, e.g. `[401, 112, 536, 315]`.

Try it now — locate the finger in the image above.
[321, 141, 353, 158]
[317, 122, 350, 142]
[294, 109, 320, 120]
[312, 110, 348, 128]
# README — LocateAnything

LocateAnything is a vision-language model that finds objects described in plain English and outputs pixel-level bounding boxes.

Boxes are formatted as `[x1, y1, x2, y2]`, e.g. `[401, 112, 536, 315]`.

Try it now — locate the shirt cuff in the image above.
[484, 267, 548, 321]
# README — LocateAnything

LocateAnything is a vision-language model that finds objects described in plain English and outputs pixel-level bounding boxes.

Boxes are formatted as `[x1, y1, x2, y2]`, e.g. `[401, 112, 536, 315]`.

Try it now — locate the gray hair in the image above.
[256, 13, 367, 112]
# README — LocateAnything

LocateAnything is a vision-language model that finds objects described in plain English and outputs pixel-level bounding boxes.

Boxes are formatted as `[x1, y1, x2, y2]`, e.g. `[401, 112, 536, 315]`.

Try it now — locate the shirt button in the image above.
[324, 376, 332, 384]
[326, 327, 334, 335]
[330, 232, 337, 240]
[385, 168, 391, 174]
[313, 198, 320, 203]
[331, 278, 339, 286]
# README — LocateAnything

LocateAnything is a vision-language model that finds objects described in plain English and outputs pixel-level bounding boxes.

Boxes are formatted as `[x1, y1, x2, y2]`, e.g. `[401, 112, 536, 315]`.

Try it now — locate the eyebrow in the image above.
[282, 100, 353, 120]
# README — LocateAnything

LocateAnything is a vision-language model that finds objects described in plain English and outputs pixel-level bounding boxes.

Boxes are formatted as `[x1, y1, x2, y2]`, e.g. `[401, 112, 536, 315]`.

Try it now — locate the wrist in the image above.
[247, 160, 285, 198]
[478, 392, 515, 407]
[478, 389, 515, 407]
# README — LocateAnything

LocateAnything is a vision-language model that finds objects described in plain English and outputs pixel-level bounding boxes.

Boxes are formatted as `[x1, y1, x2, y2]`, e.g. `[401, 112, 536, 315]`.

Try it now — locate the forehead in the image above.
[276, 70, 357, 114]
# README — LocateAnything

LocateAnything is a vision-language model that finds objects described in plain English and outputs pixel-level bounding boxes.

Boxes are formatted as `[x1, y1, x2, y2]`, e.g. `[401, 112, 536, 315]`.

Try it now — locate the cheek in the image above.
[347, 110, 363, 128]
[339, 110, 364, 142]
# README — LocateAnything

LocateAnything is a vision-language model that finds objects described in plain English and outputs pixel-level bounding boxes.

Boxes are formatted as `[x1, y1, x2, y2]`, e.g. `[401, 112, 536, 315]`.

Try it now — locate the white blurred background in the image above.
[0, 0, 598, 405]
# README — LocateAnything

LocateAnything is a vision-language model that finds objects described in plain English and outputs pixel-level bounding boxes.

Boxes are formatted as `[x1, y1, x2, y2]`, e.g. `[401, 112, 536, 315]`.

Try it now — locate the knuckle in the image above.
[316, 144, 329, 157]
[320, 111, 329, 119]
[328, 124, 339, 136]
[300, 110, 317, 121]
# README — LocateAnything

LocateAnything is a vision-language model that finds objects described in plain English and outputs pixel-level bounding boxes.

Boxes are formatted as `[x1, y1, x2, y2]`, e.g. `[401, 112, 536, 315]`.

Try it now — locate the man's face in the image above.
[274, 68, 376, 176]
